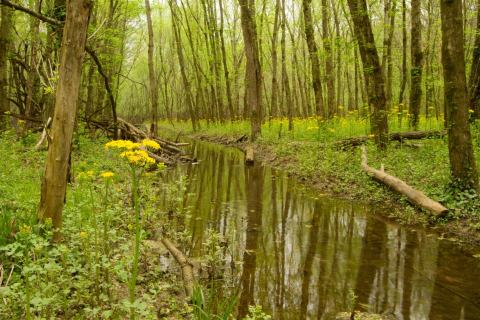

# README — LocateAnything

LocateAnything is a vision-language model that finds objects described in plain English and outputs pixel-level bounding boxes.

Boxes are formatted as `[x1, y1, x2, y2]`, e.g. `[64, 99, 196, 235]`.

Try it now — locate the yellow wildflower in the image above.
[105, 140, 141, 151]
[307, 126, 319, 131]
[86, 170, 95, 177]
[368, 134, 375, 138]
[120, 150, 155, 166]
[100, 171, 114, 179]
[79, 231, 88, 239]
[469, 109, 475, 114]
[141, 139, 160, 150]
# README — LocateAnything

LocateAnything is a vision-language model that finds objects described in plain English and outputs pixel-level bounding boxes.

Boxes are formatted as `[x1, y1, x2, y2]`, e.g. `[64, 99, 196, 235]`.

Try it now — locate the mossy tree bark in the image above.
[0, 4, 12, 129]
[347, 0, 389, 149]
[440, 0, 479, 191]
[302, 0, 325, 118]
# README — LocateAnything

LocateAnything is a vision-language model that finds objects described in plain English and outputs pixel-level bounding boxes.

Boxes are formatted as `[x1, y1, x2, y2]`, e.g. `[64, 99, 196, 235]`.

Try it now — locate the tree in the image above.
[347, 0, 389, 149]
[145, 0, 159, 136]
[302, 0, 325, 118]
[469, 0, 480, 120]
[409, 0, 423, 129]
[238, 0, 262, 141]
[38, 0, 92, 237]
[440, 0, 479, 191]
[0, 4, 12, 129]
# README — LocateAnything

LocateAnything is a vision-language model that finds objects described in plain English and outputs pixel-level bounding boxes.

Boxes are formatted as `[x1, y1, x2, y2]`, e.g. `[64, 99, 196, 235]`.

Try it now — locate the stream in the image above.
[160, 140, 480, 319]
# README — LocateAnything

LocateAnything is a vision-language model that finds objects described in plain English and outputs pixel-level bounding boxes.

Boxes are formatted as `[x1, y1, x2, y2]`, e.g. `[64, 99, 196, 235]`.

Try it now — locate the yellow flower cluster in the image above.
[141, 139, 160, 150]
[120, 150, 155, 166]
[100, 171, 114, 179]
[77, 170, 95, 180]
[105, 140, 140, 150]
[19, 224, 32, 235]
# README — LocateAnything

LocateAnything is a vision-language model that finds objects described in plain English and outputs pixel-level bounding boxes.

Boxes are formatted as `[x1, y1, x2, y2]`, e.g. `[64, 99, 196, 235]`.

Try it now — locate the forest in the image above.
[1, 0, 480, 318]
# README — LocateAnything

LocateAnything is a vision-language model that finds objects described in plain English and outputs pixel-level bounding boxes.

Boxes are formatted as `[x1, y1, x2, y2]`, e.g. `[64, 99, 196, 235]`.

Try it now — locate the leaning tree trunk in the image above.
[468, 0, 480, 120]
[409, 0, 423, 130]
[440, 0, 479, 191]
[302, 0, 325, 117]
[347, 0, 389, 149]
[145, 0, 159, 136]
[238, 0, 263, 141]
[38, 0, 92, 237]
[0, 4, 12, 129]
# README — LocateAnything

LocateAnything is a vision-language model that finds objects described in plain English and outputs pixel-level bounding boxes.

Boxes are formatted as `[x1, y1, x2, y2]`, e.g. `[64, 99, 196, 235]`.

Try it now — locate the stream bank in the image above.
[161, 127, 480, 248]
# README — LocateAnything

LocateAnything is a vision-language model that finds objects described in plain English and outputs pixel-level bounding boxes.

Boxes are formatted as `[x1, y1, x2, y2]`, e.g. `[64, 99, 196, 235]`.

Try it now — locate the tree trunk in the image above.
[347, 0, 389, 149]
[302, 0, 325, 117]
[281, 0, 293, 130]
[145, 0, 159, 136]
[409, 0, 423, 130]
[218, 0, 234, 120]
[440, 0, 479, 191]
[398, 0, 407, 107]
[468, 0, 480, 120]
[238, 0, 262, 141]
[38, 0, 92, 237]
[322, 0, 335, 117]
[270, 0, 281, 119]
[0, 4, 12, 129]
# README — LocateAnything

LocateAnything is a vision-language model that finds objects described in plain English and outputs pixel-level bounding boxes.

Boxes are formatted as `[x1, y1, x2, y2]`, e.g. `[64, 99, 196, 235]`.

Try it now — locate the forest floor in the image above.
[159, 117, 480, 248]
[0, 129, 196, 319]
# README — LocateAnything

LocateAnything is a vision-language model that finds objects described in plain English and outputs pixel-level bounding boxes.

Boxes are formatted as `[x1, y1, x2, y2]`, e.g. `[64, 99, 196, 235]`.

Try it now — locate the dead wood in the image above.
[360, 146, 448, 217]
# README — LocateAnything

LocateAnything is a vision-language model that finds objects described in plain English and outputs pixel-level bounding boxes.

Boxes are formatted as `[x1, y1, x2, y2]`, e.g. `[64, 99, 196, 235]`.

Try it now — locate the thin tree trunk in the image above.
[219, 0, 234, 120]
[281, 0, 293, 130]
[270, 0, 281, 119]
[302, 0, 325, 117]
[322, 0, 335, 117]
[409, 0, 423, 130]
[38, 0, 92, 238]
[238, 0, 262, 141]
[145, 0, 159, 135]
[0, 4, 12, 129]
[398, 0, 407, 108]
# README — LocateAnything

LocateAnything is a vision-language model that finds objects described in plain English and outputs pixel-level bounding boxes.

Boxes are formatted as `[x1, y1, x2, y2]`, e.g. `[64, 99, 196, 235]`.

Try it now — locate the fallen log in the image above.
[245, 145, 255, 165]
[336, 130, 446, 149]
[160, 237, 195, 298]
[360, 146, 448, 217]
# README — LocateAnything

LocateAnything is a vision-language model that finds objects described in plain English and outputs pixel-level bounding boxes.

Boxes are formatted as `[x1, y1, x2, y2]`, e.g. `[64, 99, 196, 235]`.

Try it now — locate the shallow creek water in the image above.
[159, 140, 480, 319]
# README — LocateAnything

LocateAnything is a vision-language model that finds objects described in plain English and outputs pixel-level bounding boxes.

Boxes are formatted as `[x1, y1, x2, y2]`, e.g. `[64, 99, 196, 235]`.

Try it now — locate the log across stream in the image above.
[155, 140, 480, 319]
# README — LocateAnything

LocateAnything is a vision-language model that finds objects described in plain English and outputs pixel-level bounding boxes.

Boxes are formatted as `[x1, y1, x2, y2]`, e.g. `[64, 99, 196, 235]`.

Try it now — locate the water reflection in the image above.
[161, 141, 480, 319]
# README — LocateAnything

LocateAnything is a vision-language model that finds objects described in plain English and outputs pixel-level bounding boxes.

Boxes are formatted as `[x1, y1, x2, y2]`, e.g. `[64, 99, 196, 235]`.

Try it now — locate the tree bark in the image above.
[347, 0, 389, 149]
[302, 0, 325, 117]
[440, 0, 479, 191]
[145, 0, 159, 136]
[409, 0, 423, 129]
[0, 4, 12, 129]
[468, 0, 480, 120]
[38, 0, 92, 237]
[238, 0, 262, 141]
[322, 0, 335, 117]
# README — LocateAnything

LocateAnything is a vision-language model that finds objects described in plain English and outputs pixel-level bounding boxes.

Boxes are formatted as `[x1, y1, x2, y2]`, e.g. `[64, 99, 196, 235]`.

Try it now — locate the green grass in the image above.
[0, 129, 192, 319]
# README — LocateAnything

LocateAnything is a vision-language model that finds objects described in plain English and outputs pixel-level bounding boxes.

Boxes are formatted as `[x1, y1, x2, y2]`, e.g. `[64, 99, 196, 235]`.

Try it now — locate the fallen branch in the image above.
[336, 130, 446, 149]
[160, 237, 194, 298]
[34, 117, 52, 150]
[360, 146, 448, 217]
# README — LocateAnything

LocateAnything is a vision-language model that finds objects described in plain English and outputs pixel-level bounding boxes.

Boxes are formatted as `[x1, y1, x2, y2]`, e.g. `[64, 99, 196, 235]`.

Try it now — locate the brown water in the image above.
[161, 141, 480, 320]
